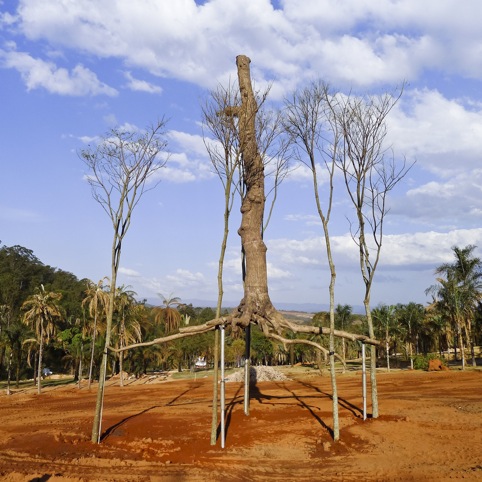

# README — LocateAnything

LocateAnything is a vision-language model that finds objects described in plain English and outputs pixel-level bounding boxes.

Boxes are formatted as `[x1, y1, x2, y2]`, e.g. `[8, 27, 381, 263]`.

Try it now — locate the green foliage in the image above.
[412, 353, 444, 370]
[251, 325, 273, 365]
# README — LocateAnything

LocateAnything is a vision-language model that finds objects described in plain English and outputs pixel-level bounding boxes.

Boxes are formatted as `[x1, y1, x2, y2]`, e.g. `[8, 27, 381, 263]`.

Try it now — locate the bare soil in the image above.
[1, 368, 481, 481]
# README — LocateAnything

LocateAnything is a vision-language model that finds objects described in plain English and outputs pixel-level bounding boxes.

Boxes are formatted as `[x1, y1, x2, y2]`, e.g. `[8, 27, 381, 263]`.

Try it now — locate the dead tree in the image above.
[201, 82, 241, 444]
[283, 80, 342, 440]
[80, 121, 169, 443]
[331, 88, 412, 418]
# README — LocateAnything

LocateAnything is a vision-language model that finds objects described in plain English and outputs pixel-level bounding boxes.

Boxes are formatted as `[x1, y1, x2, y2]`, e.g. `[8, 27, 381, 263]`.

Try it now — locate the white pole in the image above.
[220, 325, 226, 448]
[362, 342, 367, 421]
[244, 357, 250, 415]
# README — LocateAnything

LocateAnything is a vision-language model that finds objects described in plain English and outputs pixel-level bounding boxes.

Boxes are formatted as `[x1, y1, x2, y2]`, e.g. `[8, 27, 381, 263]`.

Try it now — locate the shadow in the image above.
[101, 405, 160, 441]
[278, 382, 334, 438]
[101, 381, 205, 442]
[223, 383, 243, 439]
[29, 476, 51, 482]
[219, 369, 368, 443]
[165, 382, 202, 406]
[295, 379, 365, 418]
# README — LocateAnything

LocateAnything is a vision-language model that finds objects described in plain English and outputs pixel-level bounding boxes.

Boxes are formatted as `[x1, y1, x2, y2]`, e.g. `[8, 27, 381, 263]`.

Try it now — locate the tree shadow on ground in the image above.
[101, 382, 202, 441]
[274, 381, 334, 438]
[222, 368, 338, 440]
[294, 379, 366, 419]
[101, 405, 161, 441]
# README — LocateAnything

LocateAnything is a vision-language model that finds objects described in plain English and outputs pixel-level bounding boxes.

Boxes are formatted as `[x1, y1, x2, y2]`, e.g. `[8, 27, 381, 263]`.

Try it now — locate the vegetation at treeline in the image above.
[1, 242, 480, 390]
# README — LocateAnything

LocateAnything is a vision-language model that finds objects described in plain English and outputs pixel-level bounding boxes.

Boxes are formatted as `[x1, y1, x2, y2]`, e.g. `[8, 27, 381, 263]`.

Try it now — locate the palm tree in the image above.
[395, 303, 425, 369]
[82, 279, 109, 389]
[335, 304, 352, 371]
[22, 285, 63, 394]
[372, 304, 396, 371]
[427, 245, 482, 369]
[153, 293, 183, 334]
[113, 285, 140, 386]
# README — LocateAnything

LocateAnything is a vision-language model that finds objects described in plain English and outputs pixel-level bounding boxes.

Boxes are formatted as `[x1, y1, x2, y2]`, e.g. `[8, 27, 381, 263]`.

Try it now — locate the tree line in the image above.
[2, 242, 480, 393]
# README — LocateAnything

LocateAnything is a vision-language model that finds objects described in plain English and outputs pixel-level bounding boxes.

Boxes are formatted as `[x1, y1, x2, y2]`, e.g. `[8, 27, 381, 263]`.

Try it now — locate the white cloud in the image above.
[166, 268, 206, 288]
[124, 71, 162, 94]
[267, 262, 291, 279]
[118, 267, 141, 277]
[388, 89, 482, 175]
[159, 166, 197, 183]
[160, 130, 215, 183]
[168, 131, 207, 157]
[267, 228, 482, 277]
[1, 49, 117, 96]
[13, 0, 482, 94]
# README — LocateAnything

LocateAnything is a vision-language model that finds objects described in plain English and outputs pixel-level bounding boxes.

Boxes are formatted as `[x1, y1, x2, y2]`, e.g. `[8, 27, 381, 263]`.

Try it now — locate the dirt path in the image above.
[0, 369, 481, 481]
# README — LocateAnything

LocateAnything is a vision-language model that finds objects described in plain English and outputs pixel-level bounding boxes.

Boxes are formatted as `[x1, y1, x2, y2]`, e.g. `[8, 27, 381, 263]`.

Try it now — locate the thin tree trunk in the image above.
[37, 334, 43, 395]
[341, 337, 346, 374]
[92, 285, 116, 443]
[457, 319, 465, 370]
[6, 351, 13, 395]
[88, 315, 97, 390]
[386, 326, 390, 372]
[365, 303, 378, 418]
[78, 342, 83, 389]
[211, 174, 232, 445]
[33, 352, 37, 388]
[119, 339, 124, 387]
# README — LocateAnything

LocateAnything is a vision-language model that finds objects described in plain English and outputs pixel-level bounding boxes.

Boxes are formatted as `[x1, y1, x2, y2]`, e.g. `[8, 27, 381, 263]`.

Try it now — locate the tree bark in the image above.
[231, 55, 278, 334]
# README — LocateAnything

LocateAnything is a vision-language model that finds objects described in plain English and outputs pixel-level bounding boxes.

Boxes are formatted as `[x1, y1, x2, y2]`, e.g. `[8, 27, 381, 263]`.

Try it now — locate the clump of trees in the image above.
[0, 243, 240, 385]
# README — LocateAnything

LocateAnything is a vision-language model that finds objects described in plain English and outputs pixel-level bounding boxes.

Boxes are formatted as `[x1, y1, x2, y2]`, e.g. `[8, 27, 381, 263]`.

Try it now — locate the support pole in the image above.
[220, 325, 226, 449]
[244, 323, 251, 416]
[362, 342, 367, 421]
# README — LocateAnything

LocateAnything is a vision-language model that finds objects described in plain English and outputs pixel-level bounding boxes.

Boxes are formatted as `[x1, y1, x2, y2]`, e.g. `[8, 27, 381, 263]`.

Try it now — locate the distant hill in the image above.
[149, 298, 365, 316]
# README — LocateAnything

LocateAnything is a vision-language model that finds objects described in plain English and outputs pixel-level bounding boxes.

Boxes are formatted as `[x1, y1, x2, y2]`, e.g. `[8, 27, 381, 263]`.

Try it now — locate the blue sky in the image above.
[2, 0, 482, 311]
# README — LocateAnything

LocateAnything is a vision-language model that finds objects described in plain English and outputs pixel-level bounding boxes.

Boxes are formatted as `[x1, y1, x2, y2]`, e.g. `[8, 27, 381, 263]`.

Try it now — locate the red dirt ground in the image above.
[0, 368, 481, 481]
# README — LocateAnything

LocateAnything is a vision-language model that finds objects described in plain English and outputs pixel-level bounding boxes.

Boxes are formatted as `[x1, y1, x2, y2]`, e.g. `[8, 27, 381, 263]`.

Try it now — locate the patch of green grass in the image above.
[0, 376, 75, 391]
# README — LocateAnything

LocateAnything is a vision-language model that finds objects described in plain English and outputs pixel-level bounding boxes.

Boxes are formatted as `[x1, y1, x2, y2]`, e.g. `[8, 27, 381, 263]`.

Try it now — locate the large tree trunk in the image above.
[231, 55, 275, 330]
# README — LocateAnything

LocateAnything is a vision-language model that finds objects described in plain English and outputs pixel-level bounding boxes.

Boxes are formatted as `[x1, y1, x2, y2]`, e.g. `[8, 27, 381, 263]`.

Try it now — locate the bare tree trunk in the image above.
[88, 315, 97, 390]
[234, 55, 272, 327]
[119, 337, 124, 387]
[6, 351, 12, 395]
[457, 318, 465, 370]
[37, 325, 44, 395]
[78, 342, 83, 389]
[92, 278, 117, 443]
[211, 165, 233, 444]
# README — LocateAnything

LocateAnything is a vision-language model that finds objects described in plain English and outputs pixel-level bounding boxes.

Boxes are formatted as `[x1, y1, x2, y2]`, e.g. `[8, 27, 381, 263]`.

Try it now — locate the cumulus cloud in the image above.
[388, 89, 482, 175]
[1, 49, 117, 96]
[123, 71, 162, 94]
[10, 0, 482, 94]
[267, 228, 482, 278]
[160, 130, 214, 183]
